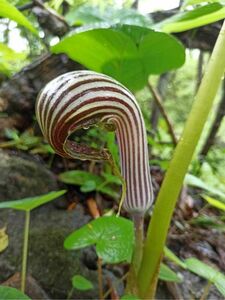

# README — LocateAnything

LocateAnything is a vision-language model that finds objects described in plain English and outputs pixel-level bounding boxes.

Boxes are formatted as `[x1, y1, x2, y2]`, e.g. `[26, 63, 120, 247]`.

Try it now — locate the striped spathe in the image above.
[36, 70, 153, 213]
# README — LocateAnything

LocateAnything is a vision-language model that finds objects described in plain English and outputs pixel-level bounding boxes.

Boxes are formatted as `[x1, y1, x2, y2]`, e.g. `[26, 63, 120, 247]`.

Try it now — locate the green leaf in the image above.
[80, 180, 97, 192]
[51, 25, 185, 91]
[52, 27, 143, 91]
[102, 172, 122, 185]
[185, 258, 225, 296]
[65, 5, 105, 26]
[159, 263, 182, 282]
[64, 216, 134, 264]
[97, 185, 120, 199]
[184, 174, 225, 201]
[0, 286, 31, 299]
[179, 3, 223, 21]
[190, 215, 225, 230]
[59, 170, 104, 186]
[59, 170, 120, 198]
[0, 190, 66, 212]
[164, 247, 187, 269]
[202, 195, 225, 211]
[106, 132, 119, 165]
[65, 5, 152, 27]
[0, 0, 37, 34]
[159, 3, 225, 33]
[72, 275, 93, 291]
[215, 278, 225, 297]
[138, 30, 185, 74]
[183, 0, 224, 7]
[0, 43, 27, 75]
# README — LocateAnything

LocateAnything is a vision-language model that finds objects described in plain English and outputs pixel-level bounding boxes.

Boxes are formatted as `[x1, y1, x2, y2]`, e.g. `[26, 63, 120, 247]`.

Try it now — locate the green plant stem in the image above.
[132, 213, 144, 274]
[21, 210, 30, 293]
[67, 287, 74, 300]
[126, 213, 144, 295]
[138, 21, 225, 299]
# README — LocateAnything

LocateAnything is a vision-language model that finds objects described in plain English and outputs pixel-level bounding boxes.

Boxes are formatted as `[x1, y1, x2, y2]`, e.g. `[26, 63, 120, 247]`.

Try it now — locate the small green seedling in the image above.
[0, 190, 66, 293]
[59, 170, 121, 199]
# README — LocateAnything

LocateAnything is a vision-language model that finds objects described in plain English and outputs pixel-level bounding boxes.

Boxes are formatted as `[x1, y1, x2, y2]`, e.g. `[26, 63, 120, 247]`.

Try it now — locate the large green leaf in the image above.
[185, 258, 225, 297]
[0, 286, 30, 299]
[158, 3, 225, 33]
[64, 216, 134, 264]
[159, 263, 182, 282]
[0, 0, 37, 34]
[51, 25, 185, 91]
[0, 190, 66, 211]
[72, 275, 93, 291]
[139, 30, 185, 74]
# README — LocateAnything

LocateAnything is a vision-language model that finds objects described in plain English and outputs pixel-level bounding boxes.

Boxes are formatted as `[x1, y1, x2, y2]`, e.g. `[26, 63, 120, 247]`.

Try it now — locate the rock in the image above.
[2, 273, 50, 299]
[0, 203, 123, 299]
[0, 150, 58, 202]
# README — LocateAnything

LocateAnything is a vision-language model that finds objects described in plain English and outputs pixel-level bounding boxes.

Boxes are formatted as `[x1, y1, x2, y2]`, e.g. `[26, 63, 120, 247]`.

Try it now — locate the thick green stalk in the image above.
[138, 21, 225, 298]
[21, 210, 30, 293]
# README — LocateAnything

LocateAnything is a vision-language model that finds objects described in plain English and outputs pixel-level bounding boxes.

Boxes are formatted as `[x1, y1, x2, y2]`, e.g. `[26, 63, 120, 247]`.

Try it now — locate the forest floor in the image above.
[0, 140, 224, 299]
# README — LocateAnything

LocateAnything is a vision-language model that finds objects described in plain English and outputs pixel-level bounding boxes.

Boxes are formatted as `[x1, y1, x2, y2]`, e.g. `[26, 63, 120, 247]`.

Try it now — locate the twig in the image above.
[106, 277, 119, 300]
[98, 257, 104, 300]
[166, 281, 183, 300]
[148, 81, 178, 146]
[103, 272, 128, 299]
[200, 281, 212, 300]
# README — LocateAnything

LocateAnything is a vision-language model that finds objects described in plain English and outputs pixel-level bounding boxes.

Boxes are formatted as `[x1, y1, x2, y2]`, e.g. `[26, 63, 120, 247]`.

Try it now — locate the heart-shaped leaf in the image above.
[64, 216, 134, 264]
[51, 25, 185, 91]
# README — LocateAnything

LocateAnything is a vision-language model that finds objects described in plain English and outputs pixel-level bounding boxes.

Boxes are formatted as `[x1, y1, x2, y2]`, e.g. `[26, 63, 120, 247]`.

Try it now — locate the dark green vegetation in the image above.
[0, 0, 225, 299]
